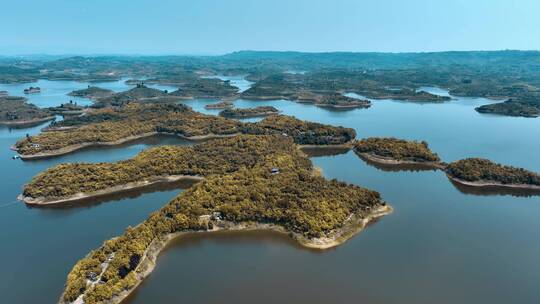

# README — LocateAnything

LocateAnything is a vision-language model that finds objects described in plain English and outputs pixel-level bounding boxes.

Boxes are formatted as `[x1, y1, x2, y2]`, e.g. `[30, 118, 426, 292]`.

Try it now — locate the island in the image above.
[353, 137, 442, 168]
[92, 84, 177, 108]
[13, 103, 355, 159]
[218, 106, 280, 118]
[56, 135, 391, 304]
[68, 86, 114, 100]
[0, 96, 55, 127]
[475, 98, 540, 118]
[294, 92, 371, 109]
[204, 100, 234, 109]
[446, 158, 540, 190]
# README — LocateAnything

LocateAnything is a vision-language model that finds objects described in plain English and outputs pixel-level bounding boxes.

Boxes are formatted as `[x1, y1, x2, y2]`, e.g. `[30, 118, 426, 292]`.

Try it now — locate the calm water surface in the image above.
[0, 78, 176, 108]
[1, 80, 539, 303]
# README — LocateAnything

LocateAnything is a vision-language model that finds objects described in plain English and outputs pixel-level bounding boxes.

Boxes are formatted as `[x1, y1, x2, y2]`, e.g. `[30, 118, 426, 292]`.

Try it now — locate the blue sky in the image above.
[1, 0, 538, 55]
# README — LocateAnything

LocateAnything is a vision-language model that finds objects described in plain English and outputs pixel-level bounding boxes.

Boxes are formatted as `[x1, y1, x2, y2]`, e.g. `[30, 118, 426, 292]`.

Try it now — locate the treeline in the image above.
[61, 145, 385, 304]
[446, 158, 540, 186]
[218, 106, 279, 118]
[354, 137, 440, 162]
[23, 135, 303, 200]
[15, 104, 355, 155]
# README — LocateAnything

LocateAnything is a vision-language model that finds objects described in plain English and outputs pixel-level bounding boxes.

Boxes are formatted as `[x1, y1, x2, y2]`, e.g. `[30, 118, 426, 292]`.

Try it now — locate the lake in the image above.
[0, 80, 539, 304]
[0, 78, 177, 108]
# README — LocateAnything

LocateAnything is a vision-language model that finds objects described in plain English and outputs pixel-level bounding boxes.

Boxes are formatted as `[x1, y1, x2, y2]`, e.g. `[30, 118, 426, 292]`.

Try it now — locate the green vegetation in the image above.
[92, 84, 173, 108]
[204, 100, 234, 109]
[242, 115, 356, 146]
[446, 158, 540, 186]
[354, 137, 441, 162]
[0, 96, 54, 125]
[59, 136, 386, 303]
[219, 106, 279, 118]
[168, 77, 239, 98]
[15, 104, 354, 156]
[475, 98, 540, 118]
[23, 135, 300, 200]
[241, 72, 450, 103]
[68, 86, 114, 100]
[4, 51, 540, 116]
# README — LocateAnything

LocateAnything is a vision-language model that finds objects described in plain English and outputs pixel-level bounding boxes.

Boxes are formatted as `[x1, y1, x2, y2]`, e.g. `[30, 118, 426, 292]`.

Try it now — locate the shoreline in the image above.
[61, 204, 392, 304]
[19, 175, 204, 206]
[14, 132, 241, 160]
[354, 150, 445, 169]
[446, 174, 540, 190]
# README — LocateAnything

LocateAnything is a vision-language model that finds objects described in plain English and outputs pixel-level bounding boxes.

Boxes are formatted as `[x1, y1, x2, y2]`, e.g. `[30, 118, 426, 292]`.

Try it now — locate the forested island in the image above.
[446, 158, 540, 189]
[218, 106, 279, 118]
[354, 137, 441, 167]
[475, 98, 540, 118]
[92, 84, 177, 108]
[14, 103, 355, 158]
[204, 100, 234, 109]
[294, 92, 371, 109]
[69, 86, 114, 100]
[0, 96, 55, 126]
[57, 135, 391, 304]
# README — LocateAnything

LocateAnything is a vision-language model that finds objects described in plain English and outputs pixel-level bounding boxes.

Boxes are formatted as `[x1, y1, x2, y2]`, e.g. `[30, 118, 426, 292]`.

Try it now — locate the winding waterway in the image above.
[0, 79, 539, 303]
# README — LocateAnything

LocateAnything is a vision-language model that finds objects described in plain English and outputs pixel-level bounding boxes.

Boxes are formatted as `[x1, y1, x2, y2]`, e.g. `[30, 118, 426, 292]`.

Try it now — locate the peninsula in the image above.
[21, 135, 299, 205]
[57, 135, 391, 304]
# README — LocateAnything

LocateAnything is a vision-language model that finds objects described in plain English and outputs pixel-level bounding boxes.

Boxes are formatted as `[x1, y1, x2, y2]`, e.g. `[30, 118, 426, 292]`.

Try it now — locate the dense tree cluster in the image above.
[242, 115, 356, 145]
[60, 144, 385, 304]
[15, 105, 355, 155]
[475, 98, 540, 118]
[92, 85, 172, 108]
[354, 137, 440, 162]
[446, 158, 540, 185]
[218, 106, 279, 118]
[23, 135, 304, 199]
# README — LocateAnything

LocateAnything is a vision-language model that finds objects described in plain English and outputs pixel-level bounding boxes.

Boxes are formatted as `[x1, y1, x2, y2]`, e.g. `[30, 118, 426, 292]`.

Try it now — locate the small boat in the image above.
[12, 155, 20, 160]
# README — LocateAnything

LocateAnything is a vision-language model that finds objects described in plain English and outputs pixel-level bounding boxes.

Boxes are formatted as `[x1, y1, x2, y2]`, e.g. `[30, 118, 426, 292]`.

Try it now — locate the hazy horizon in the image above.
[1, 0, 539, 55]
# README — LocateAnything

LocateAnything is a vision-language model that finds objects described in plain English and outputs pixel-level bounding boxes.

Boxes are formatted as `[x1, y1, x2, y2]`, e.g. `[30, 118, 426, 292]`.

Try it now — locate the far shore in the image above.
[19, 175, 204, 206]
[446, 174, 540, 191]
[60, 204, 392, 304]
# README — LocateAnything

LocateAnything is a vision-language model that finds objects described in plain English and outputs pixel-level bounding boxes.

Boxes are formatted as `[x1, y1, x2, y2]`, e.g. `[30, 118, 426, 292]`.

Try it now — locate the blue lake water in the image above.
[0, 79, 539, 304]
[0, 78, 177, 108]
